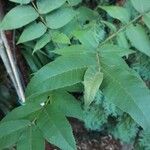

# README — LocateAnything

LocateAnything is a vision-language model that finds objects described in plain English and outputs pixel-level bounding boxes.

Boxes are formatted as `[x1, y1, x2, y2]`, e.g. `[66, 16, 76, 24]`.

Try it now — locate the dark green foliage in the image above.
[131, 53, 150, 81]
[110, 115, 139, 144]
[0, 64, 18, 120]
[84, 91, 107, 131]
[138, 131, 150, 150]
[83, 90, 139, 145]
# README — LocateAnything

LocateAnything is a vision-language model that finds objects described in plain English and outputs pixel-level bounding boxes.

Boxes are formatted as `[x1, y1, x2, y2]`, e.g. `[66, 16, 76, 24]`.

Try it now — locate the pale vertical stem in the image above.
[0, 31, 25, 104]
[0, 37, 19, 93]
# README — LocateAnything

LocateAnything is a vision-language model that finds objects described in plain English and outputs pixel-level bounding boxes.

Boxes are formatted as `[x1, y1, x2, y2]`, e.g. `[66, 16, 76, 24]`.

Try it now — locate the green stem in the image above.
[98, 13, 143, 48]
[31, 96, 51, 125]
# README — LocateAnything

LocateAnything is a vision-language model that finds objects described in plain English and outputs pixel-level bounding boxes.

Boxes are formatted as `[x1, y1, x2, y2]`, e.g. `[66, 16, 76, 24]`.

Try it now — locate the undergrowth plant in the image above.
[0, 0, 150, 149]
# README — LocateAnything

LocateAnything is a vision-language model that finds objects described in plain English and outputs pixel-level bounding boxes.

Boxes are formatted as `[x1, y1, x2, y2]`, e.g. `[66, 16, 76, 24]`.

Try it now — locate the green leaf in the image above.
[100, 54, 129, 69]
[53, 45, 93, 56]
[2, 102, 42, 122]
[26, 54, 96, 101]
[143, 12, 150, 29]
[22, 49, 42, 72]
[84, 66, 103, 106]
[9, 0, 30, 4]
[73, 29, 98, 49]
[37, 106, 76, 150]
[131, 0, 150, 13]
[116, 31, 129, 49]
[0, 6, 39, 30]
[73, 25, 105, 49]
[46, 7, 77, 29]
[17, 126, 45, 150]
[37, 0, 66, 14]
[51, 31, 70, 44]
[67, 0, 82, 6]
[126, 24, 150, 57]
[100, 6, 130, 23]
[26, 92, 51, 104]
[101, 21, 117, 32]
[77, 6, 99, 24]
[18, 22, 47, 44]
[98, 44, 134, 57]
[74, 22, 105, 49]
[27, 68, 85, 101]
[33, 33, 51, 53]
[52, 91, 84, 120]
[101, 58, 150, 130]
[64, 83, 84, 92]
[0, 120, 30, 149]
[60, 19, 80, 37]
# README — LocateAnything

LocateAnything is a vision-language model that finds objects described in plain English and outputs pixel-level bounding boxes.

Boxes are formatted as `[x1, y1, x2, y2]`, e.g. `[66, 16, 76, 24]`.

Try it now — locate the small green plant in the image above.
[0, 0, 150, 149]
